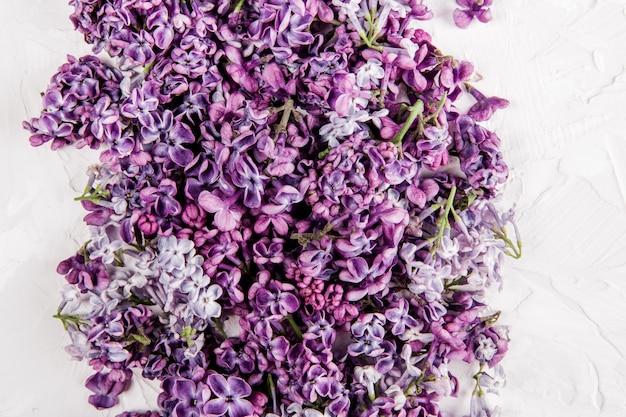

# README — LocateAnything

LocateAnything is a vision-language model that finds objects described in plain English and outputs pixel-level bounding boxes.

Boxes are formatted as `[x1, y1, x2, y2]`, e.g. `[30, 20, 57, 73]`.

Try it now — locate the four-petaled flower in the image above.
[204, 374, 254, 417]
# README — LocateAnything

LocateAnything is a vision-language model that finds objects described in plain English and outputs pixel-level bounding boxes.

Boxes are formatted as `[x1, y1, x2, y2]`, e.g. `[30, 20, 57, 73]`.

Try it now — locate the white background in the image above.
[2, 0, 626, 416]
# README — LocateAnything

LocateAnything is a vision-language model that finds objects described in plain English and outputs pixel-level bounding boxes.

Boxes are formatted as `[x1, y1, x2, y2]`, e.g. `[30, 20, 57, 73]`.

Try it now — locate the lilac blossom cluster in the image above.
[25, 1, 518, 416]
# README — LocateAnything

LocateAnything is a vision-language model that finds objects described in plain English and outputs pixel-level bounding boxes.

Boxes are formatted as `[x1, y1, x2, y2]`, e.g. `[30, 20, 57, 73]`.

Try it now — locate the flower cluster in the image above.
[25, 1, 518, 417]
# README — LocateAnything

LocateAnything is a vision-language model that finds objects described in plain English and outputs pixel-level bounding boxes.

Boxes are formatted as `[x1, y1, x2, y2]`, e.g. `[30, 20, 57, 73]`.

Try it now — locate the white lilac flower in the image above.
[332, 0, 366, 34]
[475, 334, 498, 362]
[157, 235, 195, 274]
[180, 269, 210, 302]
[87, 229, 123, 264]
[65, 328, 91, 360]
[438, 235, 459, 259]
[400, 343, 424, 377]
[406, 262, 449, 302]
[60, 284, 94, 316]
[191, 284, 223, 320]
[399, 322, 435, 343]
[354, 365, 383, 399]
[478, 364, 506, 394]
[109, 268, 148, 298]
[356, 58, 385, 88]
[385, 384, 407, 411]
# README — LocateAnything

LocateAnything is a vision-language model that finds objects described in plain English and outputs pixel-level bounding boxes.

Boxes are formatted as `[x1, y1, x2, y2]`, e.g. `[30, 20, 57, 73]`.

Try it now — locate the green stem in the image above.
[268, 374, 278, 414]
[286, 314, 303, 341]
[233, 0, 246, 13]
[429, 185, 457, 253]
[53, 310, 85, 330]
[74, 185, 110, 203]
[493, 227, 523, 259]
[425, 91, 448, 126]
[405, 361, 430, 396]
[472, 364, 487, 396]
[213, 319, 228, 340]
[143, 60, 156, 75]
[392, 100, 424, 147]
[272, 99, 294, 141]
[290, 222, 333, 247]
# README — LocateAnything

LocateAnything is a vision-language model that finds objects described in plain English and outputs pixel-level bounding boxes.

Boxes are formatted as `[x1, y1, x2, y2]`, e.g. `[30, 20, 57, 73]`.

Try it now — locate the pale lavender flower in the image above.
[190, 285, 223, 320]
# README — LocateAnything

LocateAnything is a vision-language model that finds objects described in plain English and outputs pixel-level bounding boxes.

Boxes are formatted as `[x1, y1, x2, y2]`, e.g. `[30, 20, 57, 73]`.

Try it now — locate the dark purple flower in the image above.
[149, 112, 195, 166]
[140, 179, 182, 218]
[204, 374, 254, 417]
[147, 8, 175, 50]
[255, 280, 299, 316]
[86, 371, 127, 409]
[125, 30, 156, 66]
[300, 364, 331, 402]
[215, 340, 256, 374]
[230, 155, 267, 209]
[160, 378, 210, 417]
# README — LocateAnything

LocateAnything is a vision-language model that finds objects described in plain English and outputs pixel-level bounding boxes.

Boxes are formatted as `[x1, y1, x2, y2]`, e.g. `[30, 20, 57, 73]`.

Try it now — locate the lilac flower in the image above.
[157, 236, 194, 273]
[230, 155, 267, 209]
[454, 0, 493, 29]
[356, 58, 385, 88]
[467, 87, 510, 122]
[124, 30, 157, 66]
[28, 2, 515, 416]
[301, 364, 331, 402]
[190, 284, 223, 321]
[479, 364, 507, 394]
[146, 8, 175, 49]
[150, 113, 195, 167]
[121, 86, 159, 126]
[255, 280, 300, 316]
[204, 374, 254, 417]
[197, 191, 243, 232]
[215, 340, 256, 374]
[160, 378, 210, 417]
[89, 96, 120, 139]
[470, 392, 501, 417]
[384, 298, 419, 336]
[86, 371, 127, 409]
[24, 114, 73, 147]
[354, 366, 383, 400]
[141, 179, 182, 218]
[87, 231, 123, 264]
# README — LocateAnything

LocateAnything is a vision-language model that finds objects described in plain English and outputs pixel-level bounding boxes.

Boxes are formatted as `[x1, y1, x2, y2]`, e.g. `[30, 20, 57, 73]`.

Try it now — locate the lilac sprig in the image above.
[26, 1, 516, 416]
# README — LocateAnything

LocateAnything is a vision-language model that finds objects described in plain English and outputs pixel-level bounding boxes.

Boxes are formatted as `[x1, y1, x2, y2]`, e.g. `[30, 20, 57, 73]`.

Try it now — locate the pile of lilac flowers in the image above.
[24, 0, 519, 416]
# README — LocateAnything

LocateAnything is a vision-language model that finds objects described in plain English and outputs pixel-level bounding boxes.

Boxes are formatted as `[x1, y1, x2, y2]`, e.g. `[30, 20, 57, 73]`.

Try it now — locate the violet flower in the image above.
[86, 371, 127, 409]
[454, 0, 493, 29]
[204, 374, 254, 417]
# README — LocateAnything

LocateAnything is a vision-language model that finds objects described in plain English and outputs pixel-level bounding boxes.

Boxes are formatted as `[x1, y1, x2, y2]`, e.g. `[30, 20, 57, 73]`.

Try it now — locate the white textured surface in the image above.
[2, 0, 626, 416]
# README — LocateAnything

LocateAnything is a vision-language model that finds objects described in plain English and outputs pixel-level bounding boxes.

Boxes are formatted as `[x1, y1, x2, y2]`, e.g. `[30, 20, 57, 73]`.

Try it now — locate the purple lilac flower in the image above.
[27, 1, 515, 416]
[204, 374, 254, 417]
[454, 0, 494, 29]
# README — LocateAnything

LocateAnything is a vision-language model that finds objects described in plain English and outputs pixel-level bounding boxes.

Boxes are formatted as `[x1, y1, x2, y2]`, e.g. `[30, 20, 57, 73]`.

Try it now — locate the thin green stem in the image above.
[271, 99, 294, 141]
[53, 310, 85, 330]
[233, 0, 246, 13]
[286, 314, 303, 341]
[429, 185, 457, 253]
[392, 100, 424, 147]
[212, 319, 228, 340]
[290, 222, 333, 247]
[493, 227, 522, 259]
[268, 374, 278, 414]
[425, 91, 448, 126]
